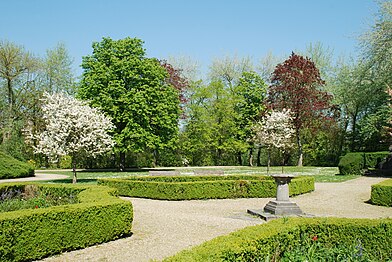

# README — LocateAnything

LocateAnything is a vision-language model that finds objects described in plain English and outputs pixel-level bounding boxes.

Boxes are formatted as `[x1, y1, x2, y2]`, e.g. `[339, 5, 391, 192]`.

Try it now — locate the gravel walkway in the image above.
[0, 173, 68, 183]
[41, 176, 391, 262]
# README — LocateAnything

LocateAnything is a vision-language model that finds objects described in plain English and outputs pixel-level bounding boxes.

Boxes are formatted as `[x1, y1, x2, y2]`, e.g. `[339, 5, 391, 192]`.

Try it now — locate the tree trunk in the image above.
[267, 148, 271, 174]
[72, 157, 77, 184]
[296, 129, 303, 167]
[7, 78, 13, 111]
[338, 119, 349, 160]
[256, 146, 262, 167]
[248, 147, 253, 166]
[119, 152, 126, 171]
[350, 110, 358, 152]
[237, 152, 242, 166]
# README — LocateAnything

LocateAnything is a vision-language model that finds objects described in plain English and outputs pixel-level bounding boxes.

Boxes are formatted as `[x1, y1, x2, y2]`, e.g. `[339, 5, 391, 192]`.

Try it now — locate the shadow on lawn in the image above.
[43, 179, 97, 184]
[78, 168, 176, 173]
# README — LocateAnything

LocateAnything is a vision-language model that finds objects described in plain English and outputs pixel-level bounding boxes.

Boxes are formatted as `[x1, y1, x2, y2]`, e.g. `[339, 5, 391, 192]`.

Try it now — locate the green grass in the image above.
[37, 166, 357, 184]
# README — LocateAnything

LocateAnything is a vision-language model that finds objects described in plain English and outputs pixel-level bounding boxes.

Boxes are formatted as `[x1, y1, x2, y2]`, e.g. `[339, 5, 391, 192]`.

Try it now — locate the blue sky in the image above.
[0, 0, 378, 77]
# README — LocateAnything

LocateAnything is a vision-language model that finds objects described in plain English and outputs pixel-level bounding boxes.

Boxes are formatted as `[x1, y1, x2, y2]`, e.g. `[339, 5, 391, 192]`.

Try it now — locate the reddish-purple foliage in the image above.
[160, 60, 188, 105]
[268, 52, 333, 131]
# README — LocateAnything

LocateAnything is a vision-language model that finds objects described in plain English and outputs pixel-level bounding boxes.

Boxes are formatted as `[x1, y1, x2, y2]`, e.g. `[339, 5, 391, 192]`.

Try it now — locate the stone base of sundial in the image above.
[247, 174, 313, 221]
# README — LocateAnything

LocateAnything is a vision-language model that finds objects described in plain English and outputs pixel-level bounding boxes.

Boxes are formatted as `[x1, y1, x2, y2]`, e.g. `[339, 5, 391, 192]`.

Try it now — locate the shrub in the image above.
[0, 183, 133, 262]
[364, 152, 390, 168]
[164, 217, 392, 261]
[0, 151, 34, 179]
[338, 151, 390, 176]
[338, 153, 364, 175]
[371, 179, 392, 207]
[98, 175, 314, 200]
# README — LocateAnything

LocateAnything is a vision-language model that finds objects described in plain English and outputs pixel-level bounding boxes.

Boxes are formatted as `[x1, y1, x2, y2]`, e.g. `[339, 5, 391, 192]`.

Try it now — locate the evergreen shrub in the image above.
[0, 151, 34, 179]
[164, 217, 392, 261]
[0, 183, 133, 261]
[371, 179, 392, 207]
[98, 175, 314, 200]
[338, 153, 364, 175]
[338, 151, 390, 175]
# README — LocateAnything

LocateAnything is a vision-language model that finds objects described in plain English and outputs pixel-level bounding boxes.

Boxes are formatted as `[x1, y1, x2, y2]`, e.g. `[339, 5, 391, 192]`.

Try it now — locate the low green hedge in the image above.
[98, 175, 314, 200]
[371, 179, 392, 207]
[0, 151, 34, 179]
[338, 151, 389, 175]
[164, 217, 392, 261]
[0, 183, 133, 262]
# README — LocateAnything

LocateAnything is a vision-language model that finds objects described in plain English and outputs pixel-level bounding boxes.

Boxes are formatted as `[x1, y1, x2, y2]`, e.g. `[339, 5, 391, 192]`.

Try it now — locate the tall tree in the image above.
[0, 40, 36, 112]
[209, 55, 253, 90]
[234, 71, 267, 165]
[269, 52, 332, 166]
[79, 37, 181, 169]
[43, 42, 75, 94]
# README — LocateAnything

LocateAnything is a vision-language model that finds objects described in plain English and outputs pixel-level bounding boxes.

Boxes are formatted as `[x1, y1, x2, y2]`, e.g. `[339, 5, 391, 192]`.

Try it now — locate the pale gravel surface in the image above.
[40, 176, 391, 262]
[0, 173, 68, 183]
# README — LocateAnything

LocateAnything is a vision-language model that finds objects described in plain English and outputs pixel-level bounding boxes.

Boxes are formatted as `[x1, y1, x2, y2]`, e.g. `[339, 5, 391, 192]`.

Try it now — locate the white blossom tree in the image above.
[253, 109, 295, 173]
[31, 92, 115, 183]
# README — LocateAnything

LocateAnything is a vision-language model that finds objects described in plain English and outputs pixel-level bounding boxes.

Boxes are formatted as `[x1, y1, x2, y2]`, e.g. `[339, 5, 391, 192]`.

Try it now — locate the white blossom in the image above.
[253, 109, 295, 151]
[31, 92, 115, 162]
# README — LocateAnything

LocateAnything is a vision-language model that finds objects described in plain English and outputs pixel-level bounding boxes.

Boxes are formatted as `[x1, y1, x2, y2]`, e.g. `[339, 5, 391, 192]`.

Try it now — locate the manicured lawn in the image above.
[37, 166, 357, 184]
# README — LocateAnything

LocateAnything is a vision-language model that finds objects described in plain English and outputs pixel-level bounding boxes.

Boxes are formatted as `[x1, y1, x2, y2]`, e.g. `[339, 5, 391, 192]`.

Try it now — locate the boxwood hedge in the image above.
[0, 183, 133, 262]
[164, 217, 392, 261]
[0, 151, 34, 179]
[98, 175, 314, 200]
[371, 179, 392, 207]
[338, 151, 389, 176]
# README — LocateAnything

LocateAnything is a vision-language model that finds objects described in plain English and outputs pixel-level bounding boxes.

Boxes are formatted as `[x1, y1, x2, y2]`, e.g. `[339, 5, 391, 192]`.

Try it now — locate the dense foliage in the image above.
[79, 37, 181, 169]
[371, 179, 392, 207]
[0, 151, 34, 179]
[164, 217, 392, 261]
[0, 183, 133, 262]
[338, 151, 389, 175]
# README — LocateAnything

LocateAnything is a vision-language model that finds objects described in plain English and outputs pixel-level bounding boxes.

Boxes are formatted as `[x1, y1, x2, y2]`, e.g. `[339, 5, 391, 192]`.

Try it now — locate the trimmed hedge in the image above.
[98, 175, 314, 200]
[0, 151, 34, 179]
[371, 179, 392, 207]
[0, 183, 133, 262]
[164, 217, 392, 261]
[338, 151, 389, 175]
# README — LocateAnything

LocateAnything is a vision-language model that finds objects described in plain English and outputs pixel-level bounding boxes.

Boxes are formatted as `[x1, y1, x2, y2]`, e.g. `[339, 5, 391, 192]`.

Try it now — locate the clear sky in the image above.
[0, 0, 379, 77]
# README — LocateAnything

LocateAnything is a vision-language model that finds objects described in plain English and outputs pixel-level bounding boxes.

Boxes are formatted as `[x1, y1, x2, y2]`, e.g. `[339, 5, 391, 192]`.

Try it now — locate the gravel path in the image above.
[0, 173, 68, 183]
[41, 176, 391, 262]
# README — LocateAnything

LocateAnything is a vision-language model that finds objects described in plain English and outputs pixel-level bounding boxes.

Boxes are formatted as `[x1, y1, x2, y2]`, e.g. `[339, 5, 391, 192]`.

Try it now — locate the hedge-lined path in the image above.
[42, 176, 391, 262]
[0, 173, 68, 183]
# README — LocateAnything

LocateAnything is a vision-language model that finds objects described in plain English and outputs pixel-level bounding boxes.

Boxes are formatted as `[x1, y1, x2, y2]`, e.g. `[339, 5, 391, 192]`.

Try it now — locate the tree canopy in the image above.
[79, 37, 181, 168]
[269, 52, 333, 166]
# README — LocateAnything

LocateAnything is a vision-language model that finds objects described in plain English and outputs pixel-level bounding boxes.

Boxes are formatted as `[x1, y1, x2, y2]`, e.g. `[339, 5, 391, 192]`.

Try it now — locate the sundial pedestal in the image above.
[247, 174, 308, 221]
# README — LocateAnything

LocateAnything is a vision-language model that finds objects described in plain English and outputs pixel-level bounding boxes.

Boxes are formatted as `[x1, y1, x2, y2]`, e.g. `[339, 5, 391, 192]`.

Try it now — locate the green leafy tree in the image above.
[79, 37, 180, 169]
[234, 71, 267, 165]
[43, 42, 75, 94]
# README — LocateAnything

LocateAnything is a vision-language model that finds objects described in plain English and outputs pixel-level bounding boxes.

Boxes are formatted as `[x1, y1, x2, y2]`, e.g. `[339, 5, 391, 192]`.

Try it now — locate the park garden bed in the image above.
[98, 175, 314, 200]
[164, 217, 392, 261]
[371, 179, 392, 207]
[0, 183, 133, 262]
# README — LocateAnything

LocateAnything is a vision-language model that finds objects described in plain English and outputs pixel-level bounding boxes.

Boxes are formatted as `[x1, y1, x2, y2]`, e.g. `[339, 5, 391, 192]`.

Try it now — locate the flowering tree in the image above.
[253, 109, 295, 173]
[31, 92, 115, 183]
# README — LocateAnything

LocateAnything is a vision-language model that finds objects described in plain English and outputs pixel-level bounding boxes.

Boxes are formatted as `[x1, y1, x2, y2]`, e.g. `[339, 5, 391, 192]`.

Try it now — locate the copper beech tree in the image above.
[268, 52, 333, 166]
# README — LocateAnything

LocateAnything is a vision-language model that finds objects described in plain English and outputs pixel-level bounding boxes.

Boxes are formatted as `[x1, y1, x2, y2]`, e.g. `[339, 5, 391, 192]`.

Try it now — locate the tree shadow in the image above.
[42, 179, 97, 184]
